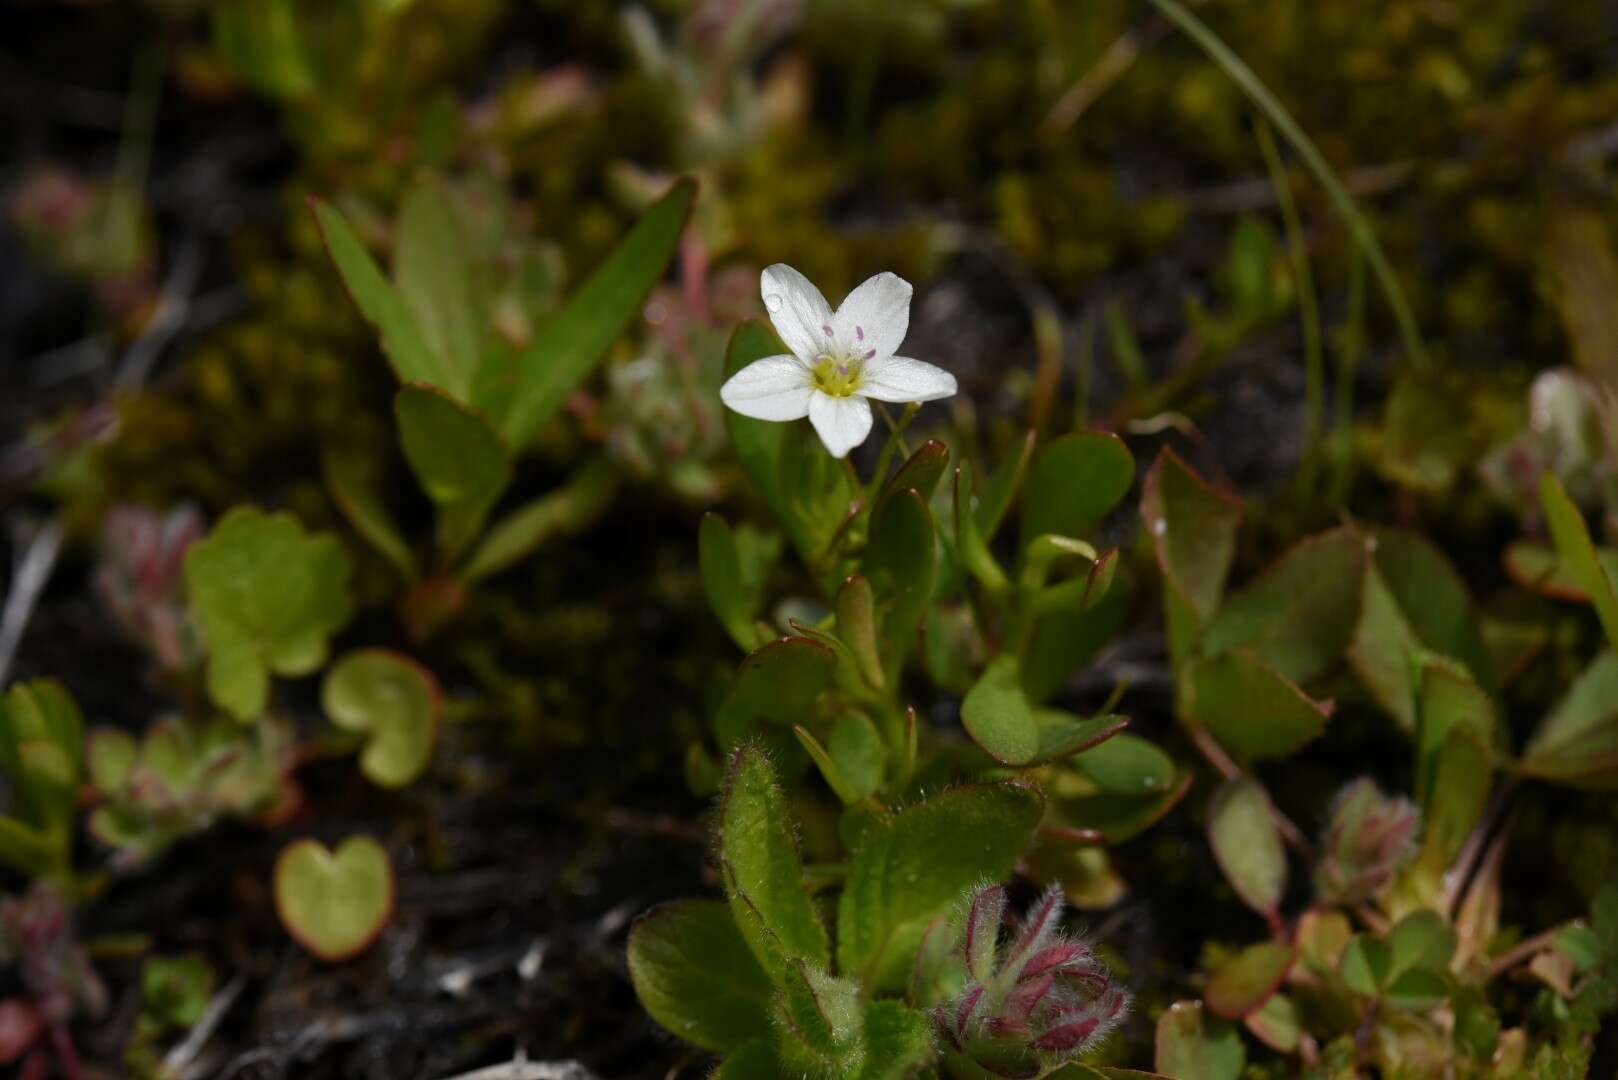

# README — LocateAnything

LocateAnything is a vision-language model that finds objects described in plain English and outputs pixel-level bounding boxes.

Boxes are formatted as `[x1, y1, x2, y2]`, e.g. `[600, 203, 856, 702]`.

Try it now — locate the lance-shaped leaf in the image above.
[719, 745, 829, 978]
[274, 836, 394, 962]
[394, 385, 511, 563]
[184, 508, 353, 720]
[310, 197, 453, 390]
[713, 637, 837, 751]
[1202, 527, 1368, 684]
[1541, 472, 1618, 650]
[1205, 942, 1295, 1020]
[838, 781, 1043, 992]
[323, 450, 418, 581]
[394, 172, 481, 400]
[1207, 778, 1286, 924]
[459, 456, 620, 583]
[1189, 649, 1331, 760]
[496, 178, 695, 445]
[878, 439, 950, 506]
[321, 650, 440, 789]
[628, 899, 774, 1052]
[1520, 652, 1618, 788]
[1020, 433, 1135, 550]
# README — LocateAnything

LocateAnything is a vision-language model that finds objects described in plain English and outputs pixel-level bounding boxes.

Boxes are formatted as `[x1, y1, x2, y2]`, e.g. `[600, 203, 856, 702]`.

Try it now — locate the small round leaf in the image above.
[322, 650, 440, 789]
[274, 836, 394, 962]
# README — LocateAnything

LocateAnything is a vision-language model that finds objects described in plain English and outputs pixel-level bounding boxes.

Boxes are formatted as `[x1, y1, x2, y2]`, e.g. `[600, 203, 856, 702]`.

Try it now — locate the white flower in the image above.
[720, 264, 957, 458]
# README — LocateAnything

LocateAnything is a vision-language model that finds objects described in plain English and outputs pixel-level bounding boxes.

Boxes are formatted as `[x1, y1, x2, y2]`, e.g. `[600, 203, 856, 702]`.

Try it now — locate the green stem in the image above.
[1141, 0, 1430, 371]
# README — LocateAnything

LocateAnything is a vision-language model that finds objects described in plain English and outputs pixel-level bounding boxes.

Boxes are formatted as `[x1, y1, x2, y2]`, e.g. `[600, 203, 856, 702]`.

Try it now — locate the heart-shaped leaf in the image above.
[1020, 432, 1135, 549]
[838, 781, 1043, 992]
[719, 745, 829, 978]
[1189, 649, 1332, 760]
[394, 384, 511, 562]
[1205, 942, 1295, 1019]
[322, 650, 440, 789]
[274, 836, 394, 962]
[184, 508, 353, 720]
[1207, 778, 1286, 922]
[628, 899, 774, 1052]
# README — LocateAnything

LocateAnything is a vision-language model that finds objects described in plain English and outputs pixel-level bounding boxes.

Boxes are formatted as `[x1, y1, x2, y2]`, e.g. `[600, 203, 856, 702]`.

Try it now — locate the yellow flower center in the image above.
[810, 355, 862, 398]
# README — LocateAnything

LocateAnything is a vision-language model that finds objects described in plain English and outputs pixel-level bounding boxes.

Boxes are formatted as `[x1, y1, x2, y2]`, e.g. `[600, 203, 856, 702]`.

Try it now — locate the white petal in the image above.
[761, 264, 834, 362]
[720, 354, 813, 421]
[808, 393, 873, 458]
[857, 355, 957, 403]
[832, 272, 912, 361]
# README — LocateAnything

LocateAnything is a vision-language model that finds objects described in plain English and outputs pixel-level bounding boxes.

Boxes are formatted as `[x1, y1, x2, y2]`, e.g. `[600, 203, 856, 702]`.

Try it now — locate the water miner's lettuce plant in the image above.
[311, 171, 695, 640]
[692, 265, 1186, 913]
[629, 743, 1143, 1079]
[1142, 449, 1618, 1076]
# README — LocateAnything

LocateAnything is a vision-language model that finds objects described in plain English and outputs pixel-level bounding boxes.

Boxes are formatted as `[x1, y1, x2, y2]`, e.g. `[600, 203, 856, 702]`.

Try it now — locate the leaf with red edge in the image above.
[1190, 649, 1332, 760]
[1207, 778, 1286, 924]
[1205, 942, 1296, 1020]
[1140, 449, 1242, 627]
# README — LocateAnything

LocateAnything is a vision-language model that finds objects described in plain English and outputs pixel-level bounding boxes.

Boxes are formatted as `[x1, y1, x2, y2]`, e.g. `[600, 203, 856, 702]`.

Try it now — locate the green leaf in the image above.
[713, 637, 837, 751]
[394, 172, 481, 400]
[1541, 472, 1618, 650]
[1020, 433, 1135, 549]
[273, 836, 394, 962]
[1371, 529, 1493, 690]
[394, 384, 511, 562]
[961, 655, 1038, 766]
[323, 450, 419, 581]
[1141, 448, 1242, 626]
[1155, 1000, 1244, 1080]
[212, 0, 314, 99]
[496, 178, 695, 445]
[184, 508, 353, 720]
[1415, 657, 1496, 808]
[776, 960, 863, 1068]
[1382, 967, 1448, 1011]
[1386, 910, 1456, 981]
[1243, 992, 1301, 1053]
[977, 429, 1036, 542]
[0, 817, 56, 878]
[701, 513, 768, 652]
[1022, 573, 1133, 704]
[1028, 710, 1130, 768]
[712, 1041, 780, 1079]
[1416, 727, 1492, 877]
[719, 745, 830, 978]
[878, 439, 950, 506]
[856, 1000, 935, 1080]
[1189, 649, 1331, 760]
[1339, 933, 1390, 996]
[1205, 942, 1295, 1020]
[1505, 541, 1618, 605]
[1520, 652, 1618, 788]
[863, 487, 937, 672]
[954, 461, 1010, 594]
[310, 198, 451, 389]
[139, 954, 215, 1037]
[1206, 778, 1286, 920]
[627, 899, 774, 1052]
[1202, 528, 1368, 683]
[836, 576, 886, 690]
[321, 650, 439, 789]
[1347, 563, 1427, 732]
[1073, 731, 1175, 794]
[827, 712, 886, 800]
[1049, 769, 1193, 845]
[86, 728, 136, 794]
[460, 456, 619, 583]
[838, 781, 1043, 992]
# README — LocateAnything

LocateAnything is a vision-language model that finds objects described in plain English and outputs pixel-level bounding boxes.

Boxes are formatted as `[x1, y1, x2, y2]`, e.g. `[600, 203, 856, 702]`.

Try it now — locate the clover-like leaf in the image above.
[838, 781, 1044, 992]
[273, 836, 394, 962]
[322, 650, 440, 789]
[1207, 778, 1286, 924]
[184, 508, 353, 720]
[628, 899, 774, 1053]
